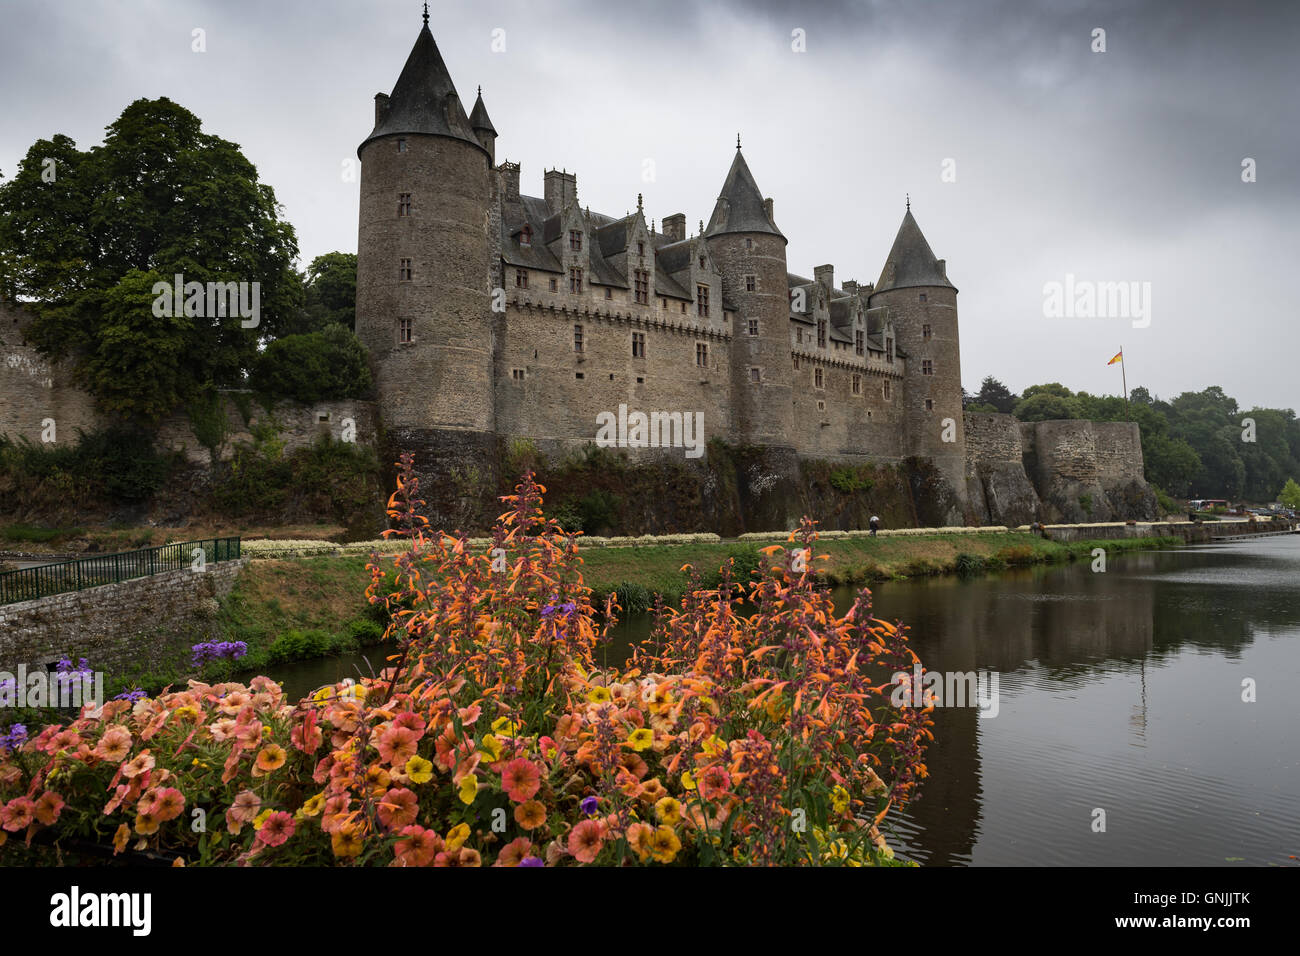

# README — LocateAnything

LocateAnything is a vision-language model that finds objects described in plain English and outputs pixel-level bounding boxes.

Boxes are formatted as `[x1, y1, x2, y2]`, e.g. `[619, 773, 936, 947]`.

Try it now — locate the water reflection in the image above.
[266, 535, 1300, 866]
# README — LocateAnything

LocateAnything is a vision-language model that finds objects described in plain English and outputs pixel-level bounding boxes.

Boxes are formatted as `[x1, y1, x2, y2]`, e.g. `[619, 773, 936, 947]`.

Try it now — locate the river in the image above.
[264, 535, 1300, 866]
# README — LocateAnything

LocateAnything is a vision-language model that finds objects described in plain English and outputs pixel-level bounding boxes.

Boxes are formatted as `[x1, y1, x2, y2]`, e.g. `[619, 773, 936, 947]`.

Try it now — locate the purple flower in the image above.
[580, 796, 599, 816]
[113, 688, 146, 702]
[518, 856, 544, 867]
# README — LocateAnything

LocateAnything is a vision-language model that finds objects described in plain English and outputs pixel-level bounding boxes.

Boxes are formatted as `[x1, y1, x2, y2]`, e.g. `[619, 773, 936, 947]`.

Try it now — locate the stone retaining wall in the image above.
[0, 558, 248, 675]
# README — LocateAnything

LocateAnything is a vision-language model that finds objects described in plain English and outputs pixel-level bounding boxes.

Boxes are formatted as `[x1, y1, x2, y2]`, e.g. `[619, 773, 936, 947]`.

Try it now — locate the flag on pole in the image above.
[1107, 350, 1123, 365]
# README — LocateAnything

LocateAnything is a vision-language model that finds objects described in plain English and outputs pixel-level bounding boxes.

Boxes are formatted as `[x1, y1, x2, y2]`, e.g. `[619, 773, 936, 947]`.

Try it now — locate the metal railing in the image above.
[0, 538, 241, 606]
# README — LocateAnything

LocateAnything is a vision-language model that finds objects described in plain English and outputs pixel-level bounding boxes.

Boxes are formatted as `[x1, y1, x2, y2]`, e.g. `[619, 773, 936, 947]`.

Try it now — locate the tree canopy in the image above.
[0, 97, 302, 421]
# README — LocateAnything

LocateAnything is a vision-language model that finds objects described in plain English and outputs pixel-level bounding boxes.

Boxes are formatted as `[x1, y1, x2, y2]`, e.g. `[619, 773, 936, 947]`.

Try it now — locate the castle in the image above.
[0, 10, 1158, 533]
[354, 12, 973, 521]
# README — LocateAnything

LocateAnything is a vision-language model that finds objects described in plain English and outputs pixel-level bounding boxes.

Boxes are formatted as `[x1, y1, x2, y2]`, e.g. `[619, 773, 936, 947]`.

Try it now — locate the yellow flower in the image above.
[587, 686, 612, 704]
[406, 755, 434, 785]
[491, 716, 519, 737]
[252, 808, 274, 831]
[681, 770, 697, 791]
[830, 785, 850, 815]
[446, 822, 470, 851]
[654, 797, 683, 825]
[627, 728, 654, 752]
[174, 706, 200, 723]
[299, 794, 325, 818]
[702, 734, 726, 757]
[458, 773, 479, 806]
[479, 735, 503, 763]
[650, 825, 681, 863]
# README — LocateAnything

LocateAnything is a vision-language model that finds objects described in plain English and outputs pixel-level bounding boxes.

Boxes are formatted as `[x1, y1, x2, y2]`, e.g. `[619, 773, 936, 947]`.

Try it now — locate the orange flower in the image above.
[514, 800, 547, 830]
[625, 822, 655, 861]
[112, 823, 130, 854]
[376, 725, 420, 768]
[495, 836, 533, 867]
[500, 757, 541, 803]
[253, 744, 287, 776]
[95, 726, 132, 763]
[377, 787, 419, 830]
[393, 825, 442, 867]
[332, 825, 364, 858]
[134, 810, 160, 836]
[121, 751, 155, 779]
[33, 791, 65, 826]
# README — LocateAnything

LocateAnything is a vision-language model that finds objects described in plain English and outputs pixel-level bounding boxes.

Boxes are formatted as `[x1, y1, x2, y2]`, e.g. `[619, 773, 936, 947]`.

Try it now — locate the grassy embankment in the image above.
[213, 531, 1180, 650]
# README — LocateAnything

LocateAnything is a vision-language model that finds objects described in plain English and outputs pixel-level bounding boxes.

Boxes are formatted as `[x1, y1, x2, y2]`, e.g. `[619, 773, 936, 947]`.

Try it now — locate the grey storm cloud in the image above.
[1, 0, 1296, 409]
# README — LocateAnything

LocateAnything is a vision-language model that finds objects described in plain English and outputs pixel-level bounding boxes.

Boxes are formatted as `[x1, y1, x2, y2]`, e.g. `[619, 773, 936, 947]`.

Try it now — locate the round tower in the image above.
[868, 205, 968, 521]
[703, 145, 795, 450]
[355, 13, 495, 518]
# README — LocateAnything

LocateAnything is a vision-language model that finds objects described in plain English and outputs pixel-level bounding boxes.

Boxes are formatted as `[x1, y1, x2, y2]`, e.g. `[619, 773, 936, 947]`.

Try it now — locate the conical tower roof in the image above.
[874, 208, 955, 293]
[469, 88, 496, 134]
[703, 148, 784, 240]
[358, 17, 483, 156]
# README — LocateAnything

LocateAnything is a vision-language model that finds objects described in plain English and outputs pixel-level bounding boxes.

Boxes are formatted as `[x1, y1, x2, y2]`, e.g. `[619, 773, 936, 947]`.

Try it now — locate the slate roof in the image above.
[703, 149, 785, 240]
[358, 24, 484, 156]
[873, 209, 956, 293]
[468, 91, 496, 134]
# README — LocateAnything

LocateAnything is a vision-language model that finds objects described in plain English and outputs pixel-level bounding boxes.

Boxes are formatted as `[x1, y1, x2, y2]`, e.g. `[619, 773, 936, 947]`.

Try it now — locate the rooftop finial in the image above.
[737, 132, 741, 150]
[637, 192, 643, 210]
[477, 85, 481, 96]
[906, 193, 910, 211]
[422, 2, 429, 26]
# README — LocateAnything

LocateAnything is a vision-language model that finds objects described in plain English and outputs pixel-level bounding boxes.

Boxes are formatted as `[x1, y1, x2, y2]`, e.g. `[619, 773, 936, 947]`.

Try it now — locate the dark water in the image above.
[266, 536, 1300, 866]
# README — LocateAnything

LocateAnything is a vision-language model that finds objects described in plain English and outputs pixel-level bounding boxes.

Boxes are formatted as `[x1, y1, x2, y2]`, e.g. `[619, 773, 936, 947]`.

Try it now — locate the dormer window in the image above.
[699, 256, 706, 270]
[637, 241, 645, 256]
[520, 224, 532, 246]
[855, 330, 864, 355]
[569, 230, 583, 252]
[886, 338, 894, 363]
[816, 319, 826, 349]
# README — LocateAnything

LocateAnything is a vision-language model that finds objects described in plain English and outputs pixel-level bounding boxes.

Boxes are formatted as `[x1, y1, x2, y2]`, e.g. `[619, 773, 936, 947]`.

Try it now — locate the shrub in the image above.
[265, 629, 332, 664]
[578, 489, 621, 534]
[251, 323, 372, 403]
[829, 466, 875, 495]
[0, 461, 930, 867]
[954, 553, 987, 576]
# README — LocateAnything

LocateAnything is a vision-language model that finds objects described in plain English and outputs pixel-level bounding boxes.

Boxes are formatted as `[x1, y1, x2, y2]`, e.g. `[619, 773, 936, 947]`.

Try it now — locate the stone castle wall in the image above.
[2, 300, 377, 463]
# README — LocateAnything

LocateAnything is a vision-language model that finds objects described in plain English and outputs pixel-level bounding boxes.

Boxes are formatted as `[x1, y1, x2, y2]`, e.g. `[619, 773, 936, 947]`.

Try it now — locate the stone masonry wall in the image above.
[0, 558, 248, 676]
[1021, 420, 1156, 522]
[963, 411, 1040, 525]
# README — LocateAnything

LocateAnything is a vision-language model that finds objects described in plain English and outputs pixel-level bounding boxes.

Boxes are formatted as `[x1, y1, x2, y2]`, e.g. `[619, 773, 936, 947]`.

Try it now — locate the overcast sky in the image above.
[2, 0, 1296, 409]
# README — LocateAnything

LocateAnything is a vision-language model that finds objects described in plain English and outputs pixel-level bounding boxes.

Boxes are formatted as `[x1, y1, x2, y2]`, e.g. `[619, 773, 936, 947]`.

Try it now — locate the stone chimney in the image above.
[814, 263, 834, 290]
[936, 259, 947, 279]
[544, 169, 577, 214]
[374, 92, 390, 125]
[763, 197, 774, 223]
[843, 280, 859, 296]
[498, 161, 520, 201]
[662, 213, 686, 243]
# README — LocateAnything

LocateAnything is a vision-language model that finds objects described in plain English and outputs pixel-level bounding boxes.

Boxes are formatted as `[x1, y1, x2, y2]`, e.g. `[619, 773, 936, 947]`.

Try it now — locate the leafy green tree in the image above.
[252, 323, 372, 403]
[1279, 478, 1300, 509]
[974, 375, 1018, 414]
[300, 252, 357, 334]
[1013, 391, 1081, 422]
[0, 98, 302, 420]
[1021, 382, 1075, 401]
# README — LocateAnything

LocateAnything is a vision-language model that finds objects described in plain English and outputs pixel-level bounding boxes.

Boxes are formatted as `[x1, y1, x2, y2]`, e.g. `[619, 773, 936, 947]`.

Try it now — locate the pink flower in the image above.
[255, 812, 295, 847]
[1, 797, 36, 832]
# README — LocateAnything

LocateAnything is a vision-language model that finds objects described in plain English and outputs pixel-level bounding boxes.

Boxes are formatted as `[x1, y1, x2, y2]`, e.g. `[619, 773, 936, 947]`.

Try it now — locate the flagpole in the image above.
[1120, 347, 1128, 406]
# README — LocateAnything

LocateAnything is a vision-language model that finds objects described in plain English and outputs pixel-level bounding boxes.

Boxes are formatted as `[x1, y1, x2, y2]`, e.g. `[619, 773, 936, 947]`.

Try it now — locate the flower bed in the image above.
[0, 461, 930, 867]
